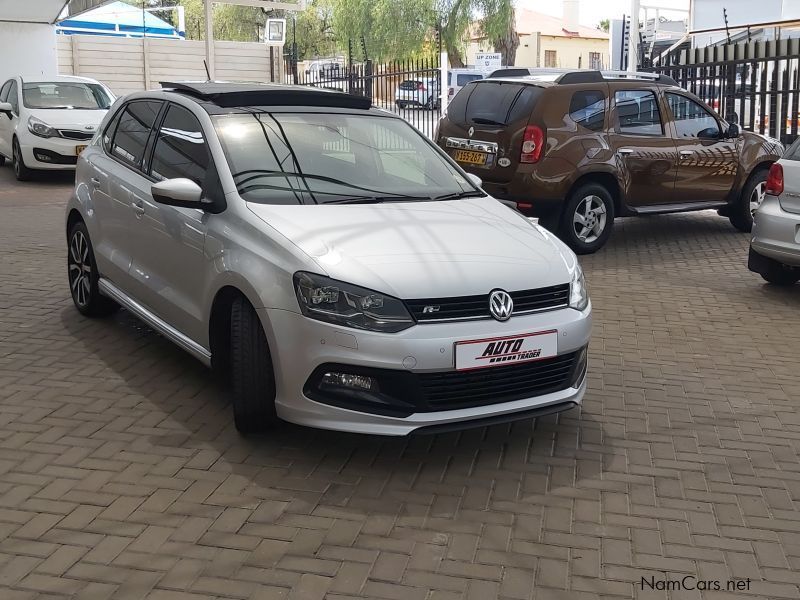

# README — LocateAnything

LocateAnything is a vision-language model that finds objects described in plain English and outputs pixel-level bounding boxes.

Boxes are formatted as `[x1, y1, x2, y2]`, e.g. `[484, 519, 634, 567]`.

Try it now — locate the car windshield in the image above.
[214, 111, 481, 205]
[22, 82, 112, 110]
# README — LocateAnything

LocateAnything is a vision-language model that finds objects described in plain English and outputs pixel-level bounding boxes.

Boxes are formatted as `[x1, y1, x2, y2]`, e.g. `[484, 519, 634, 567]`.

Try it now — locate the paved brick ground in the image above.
[1, 164, 799, 600]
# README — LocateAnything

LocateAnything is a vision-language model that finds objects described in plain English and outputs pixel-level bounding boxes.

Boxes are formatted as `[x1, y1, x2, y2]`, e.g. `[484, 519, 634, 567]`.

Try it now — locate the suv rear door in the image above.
[437, 80, 543, 183]
[608, 86, 678, 208]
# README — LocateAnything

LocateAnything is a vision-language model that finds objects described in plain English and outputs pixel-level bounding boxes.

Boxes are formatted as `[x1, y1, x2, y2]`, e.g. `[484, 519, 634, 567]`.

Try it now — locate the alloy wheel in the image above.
[12, 143, 20, 178]
[68, 230, 92, 307]
[573, 195, 607, 244]
[749, 181, 766, 215]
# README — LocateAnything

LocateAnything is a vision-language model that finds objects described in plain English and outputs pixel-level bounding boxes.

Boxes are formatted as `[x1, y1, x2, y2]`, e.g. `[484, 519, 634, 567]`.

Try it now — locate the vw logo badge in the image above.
[488, 289, 513, 321]
[468, 126, 474, 137]
[85, 125, 95, 131]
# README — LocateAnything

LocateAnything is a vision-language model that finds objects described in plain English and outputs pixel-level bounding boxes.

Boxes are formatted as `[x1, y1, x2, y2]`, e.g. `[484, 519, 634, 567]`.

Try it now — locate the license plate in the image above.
[75, 145, 87, 155]
[454, 330, 558, 371]
[454, 149, 487, 165]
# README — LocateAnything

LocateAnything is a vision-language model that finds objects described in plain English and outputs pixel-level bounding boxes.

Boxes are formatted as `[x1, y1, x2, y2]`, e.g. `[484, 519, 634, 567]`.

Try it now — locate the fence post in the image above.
[143, 37, 152, 90]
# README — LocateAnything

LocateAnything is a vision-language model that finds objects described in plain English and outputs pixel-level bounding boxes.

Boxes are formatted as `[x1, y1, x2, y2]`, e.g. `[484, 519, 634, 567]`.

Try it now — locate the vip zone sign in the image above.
[476, 52, 502, 72]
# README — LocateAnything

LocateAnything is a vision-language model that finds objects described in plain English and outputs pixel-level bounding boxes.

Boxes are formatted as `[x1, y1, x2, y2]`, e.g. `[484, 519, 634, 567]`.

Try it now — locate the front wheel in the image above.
[12, 138, 34, 182]
[559, 183, 615, 254]
[230, 296, 278, 433]
[67, 222, 119, 317]
[730, 168, 768, 232]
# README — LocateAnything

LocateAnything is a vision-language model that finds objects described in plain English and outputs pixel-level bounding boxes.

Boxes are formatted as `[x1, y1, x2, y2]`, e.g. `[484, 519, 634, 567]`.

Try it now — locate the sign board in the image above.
[266, 18, 286, 45]
[476, 52, 502, 73]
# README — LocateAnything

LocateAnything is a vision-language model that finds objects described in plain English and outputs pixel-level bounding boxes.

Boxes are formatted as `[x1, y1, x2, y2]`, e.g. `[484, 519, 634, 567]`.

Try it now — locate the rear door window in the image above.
[614, 90, 663, 136]
[110, 100, 162, 169]
[462, 82, 541, 125]
[570, 90, 606, 131]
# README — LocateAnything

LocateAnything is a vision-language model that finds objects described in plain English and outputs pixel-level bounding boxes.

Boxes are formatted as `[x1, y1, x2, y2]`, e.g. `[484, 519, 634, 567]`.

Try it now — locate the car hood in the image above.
[247, 197, 576, 299]
[26, 108, 107, 129]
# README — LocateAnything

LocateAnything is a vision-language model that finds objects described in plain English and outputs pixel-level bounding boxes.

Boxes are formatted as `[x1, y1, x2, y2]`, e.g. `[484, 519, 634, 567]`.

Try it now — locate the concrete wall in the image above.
[57, 34, 284, 97]
[468, 34, 608, 69]
[0, 22, 57, 84]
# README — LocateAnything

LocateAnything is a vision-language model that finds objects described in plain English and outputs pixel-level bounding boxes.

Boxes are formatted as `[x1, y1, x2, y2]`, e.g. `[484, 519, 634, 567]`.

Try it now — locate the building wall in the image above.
[0, 23, 57, 84]
[57, 35, 283, 97]
[467, 34, 608, 69]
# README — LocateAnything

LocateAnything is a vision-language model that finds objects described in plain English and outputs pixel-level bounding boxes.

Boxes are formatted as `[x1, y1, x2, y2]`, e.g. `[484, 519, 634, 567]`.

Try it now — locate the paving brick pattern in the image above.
[1, 166, 799, 600]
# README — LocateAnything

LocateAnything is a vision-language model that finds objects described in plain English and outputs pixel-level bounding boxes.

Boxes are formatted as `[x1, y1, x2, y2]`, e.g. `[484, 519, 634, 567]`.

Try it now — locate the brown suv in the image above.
[436, 70, 783, 253]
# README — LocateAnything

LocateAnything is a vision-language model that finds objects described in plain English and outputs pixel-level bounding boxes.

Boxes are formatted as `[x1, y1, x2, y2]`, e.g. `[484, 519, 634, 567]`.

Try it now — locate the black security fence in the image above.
[651, 38, 800, 145]
[287, 56, 443, 138]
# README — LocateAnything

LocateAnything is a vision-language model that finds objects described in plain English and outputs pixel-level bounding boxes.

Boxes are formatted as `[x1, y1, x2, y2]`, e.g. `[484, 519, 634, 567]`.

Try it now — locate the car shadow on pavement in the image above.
[59, 304, 609, 520]
[0, 165, 75, 186]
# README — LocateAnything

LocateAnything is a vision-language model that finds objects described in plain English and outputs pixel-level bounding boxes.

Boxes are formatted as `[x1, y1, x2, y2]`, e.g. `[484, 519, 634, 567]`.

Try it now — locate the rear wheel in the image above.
[559, 183, 615, 254]
[730, 168, 768, 232]
[67, 222, 119, 317]
[12, 138, 34, 182]
[230, 295, 278, 433]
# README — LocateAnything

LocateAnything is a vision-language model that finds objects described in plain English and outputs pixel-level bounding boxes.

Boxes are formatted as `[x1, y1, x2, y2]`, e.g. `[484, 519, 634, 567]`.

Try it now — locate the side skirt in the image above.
[98, 278, 212, 367]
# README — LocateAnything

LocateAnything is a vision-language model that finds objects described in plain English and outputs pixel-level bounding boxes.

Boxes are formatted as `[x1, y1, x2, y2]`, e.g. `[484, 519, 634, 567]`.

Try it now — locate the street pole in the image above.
[438, 22, 448, 114]
[627, 0, 639, 73]
[204, 0, 215, 80]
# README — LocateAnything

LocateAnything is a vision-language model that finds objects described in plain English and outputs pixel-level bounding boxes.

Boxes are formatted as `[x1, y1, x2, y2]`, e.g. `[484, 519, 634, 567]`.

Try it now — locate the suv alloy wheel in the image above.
[561, 183, 615, 254]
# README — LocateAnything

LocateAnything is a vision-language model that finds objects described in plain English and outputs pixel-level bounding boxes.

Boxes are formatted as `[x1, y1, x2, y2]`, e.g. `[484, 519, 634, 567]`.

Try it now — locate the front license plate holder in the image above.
[454, 330, 558, 371]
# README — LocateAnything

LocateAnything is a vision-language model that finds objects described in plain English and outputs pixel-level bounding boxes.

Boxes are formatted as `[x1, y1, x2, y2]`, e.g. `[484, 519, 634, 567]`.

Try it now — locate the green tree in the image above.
[598, 18, 610, 33]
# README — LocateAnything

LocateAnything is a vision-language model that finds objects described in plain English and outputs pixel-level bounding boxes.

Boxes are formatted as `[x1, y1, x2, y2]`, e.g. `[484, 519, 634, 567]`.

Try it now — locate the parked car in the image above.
[448, 68, 484, 99]
[65, 82, 591, 436]
[395, 77, 440, 109]
[0, 75, 114, 181]
[435, 70, 783, 253]
[748, 143, 800, 285]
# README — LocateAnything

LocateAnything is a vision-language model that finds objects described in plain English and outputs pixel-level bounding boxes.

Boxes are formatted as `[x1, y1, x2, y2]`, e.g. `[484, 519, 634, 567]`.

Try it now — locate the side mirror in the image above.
[726, 123, 741, 139]
[466, 172, 483, 188]
[698, 127, 720, 140]
[0, 101, 12, 117]
[151, 178, 205, 208]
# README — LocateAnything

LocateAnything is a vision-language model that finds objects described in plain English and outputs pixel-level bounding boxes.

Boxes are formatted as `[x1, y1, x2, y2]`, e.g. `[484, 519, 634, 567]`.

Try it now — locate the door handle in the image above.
[680, 150, 694, 156]
[90, 177, 101, 189]
[131, 200, 145, 216]
[617, 148, 634, 155]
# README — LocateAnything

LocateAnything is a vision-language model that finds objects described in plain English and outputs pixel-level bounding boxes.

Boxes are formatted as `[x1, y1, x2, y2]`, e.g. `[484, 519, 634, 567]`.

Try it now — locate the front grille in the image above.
[406, 283, 570, 322]
[58, 130, 94, 141]
[417, 351, 578, 411]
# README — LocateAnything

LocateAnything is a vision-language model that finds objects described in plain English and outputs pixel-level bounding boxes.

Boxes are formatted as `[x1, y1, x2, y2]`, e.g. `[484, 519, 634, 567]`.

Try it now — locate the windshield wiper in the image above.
[325, 194, 432, 205]
[433, 191, 486, 201]
[471, 117, 507, 126]
[232, 170, 413, 197]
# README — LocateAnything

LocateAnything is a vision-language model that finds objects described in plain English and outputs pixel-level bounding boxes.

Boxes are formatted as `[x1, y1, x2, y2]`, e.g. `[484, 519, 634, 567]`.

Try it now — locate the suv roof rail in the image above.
[159, 81, 372, 109]
[552, 70, 679, 86]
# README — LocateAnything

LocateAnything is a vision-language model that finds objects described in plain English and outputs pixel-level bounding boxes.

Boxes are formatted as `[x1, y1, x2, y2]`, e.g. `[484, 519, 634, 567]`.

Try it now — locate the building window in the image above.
[589, 52, 602, 69]
[544, 50, 557, 68]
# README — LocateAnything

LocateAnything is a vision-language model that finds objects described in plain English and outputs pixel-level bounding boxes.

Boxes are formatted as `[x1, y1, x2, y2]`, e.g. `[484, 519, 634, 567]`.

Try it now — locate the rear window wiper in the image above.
[471, 117, 507, 126]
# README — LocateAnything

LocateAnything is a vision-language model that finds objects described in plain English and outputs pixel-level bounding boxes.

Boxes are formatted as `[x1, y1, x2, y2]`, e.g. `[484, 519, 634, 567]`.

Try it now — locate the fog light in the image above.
[321, 372, 378, 391]
[35, 153, 52, 162]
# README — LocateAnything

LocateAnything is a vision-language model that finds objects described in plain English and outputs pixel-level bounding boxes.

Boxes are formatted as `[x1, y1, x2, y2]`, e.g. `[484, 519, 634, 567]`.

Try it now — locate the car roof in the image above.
[158, 81, 375, 113]
[18, 75, 105, 85]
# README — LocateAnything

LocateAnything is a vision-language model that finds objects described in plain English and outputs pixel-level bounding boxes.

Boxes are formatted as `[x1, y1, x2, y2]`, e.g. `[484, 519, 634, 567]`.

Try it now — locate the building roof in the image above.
[471, 8, 609, 41]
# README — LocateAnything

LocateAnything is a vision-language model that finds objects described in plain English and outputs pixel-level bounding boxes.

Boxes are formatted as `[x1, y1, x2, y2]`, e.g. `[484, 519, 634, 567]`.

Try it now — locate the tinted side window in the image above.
[569, 90, 606, 131]
[110, 101, 162, 169]
[7, 81, 18, 114]
[456, 74, 482, 86]
[102, 108, 123, 151]
[615, 90, 663, 135]
[150, 105, 209, 186]
[0, 80, 11, 102]
[666, 93, 720, 138]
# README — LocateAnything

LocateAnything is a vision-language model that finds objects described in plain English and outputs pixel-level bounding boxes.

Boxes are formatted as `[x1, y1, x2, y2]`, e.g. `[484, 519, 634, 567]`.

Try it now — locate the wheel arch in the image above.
[566, 171, 622, 216]
[66, 209, 84, 240]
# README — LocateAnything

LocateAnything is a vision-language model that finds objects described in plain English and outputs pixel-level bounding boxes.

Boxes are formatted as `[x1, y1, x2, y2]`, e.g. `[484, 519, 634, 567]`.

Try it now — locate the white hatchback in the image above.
[0, 75, 114, 180]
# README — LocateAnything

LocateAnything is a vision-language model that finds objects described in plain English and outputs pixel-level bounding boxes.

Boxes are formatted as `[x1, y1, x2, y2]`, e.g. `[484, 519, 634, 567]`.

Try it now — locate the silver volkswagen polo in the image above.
[65, 82, 591, 435]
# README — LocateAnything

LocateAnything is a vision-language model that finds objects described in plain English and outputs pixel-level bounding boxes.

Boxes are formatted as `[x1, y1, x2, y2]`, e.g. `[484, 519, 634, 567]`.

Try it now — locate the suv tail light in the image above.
[520, 125, 545, 164]
[417, 82, 426, 91]
[766, 163, 784, 195]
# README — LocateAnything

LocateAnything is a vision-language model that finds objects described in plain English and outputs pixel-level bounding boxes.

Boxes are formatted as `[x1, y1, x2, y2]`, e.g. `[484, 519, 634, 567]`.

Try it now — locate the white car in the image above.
[395, 77, 440, 109]
[0, 75, 114, 180]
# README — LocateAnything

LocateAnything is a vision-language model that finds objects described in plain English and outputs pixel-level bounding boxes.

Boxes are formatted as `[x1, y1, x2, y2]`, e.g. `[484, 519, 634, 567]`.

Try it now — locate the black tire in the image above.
[230, 295, 278, 433]
[0, 154, 5, 167]
[730, 168, 768, 232]
[760, 263, 800, 286]
[67, 222, 119, 317]
[12, 138, 35, 182]
[559, 183, 615, 254]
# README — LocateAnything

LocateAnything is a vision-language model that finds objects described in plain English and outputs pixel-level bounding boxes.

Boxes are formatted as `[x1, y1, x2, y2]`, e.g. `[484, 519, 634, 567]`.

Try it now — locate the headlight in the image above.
[28, 116, 58, 138]
[569, 265, 589, 311]
[294, 272, 415, 333]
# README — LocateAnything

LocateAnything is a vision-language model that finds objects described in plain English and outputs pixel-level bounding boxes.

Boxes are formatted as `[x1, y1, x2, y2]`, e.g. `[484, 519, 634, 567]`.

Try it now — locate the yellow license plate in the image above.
[75, 145, 87, 155]
[454, 149, 487, 165]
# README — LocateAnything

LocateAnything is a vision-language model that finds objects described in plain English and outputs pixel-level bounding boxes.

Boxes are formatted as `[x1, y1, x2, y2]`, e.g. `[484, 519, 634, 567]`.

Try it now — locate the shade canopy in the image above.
[56, 1, 182, 38]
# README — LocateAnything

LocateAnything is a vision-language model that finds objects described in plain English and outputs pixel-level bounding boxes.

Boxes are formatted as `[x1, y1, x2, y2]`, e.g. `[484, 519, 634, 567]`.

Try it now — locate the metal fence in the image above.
[287, 56, 442, 139]
[651, 38, 800, 144]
